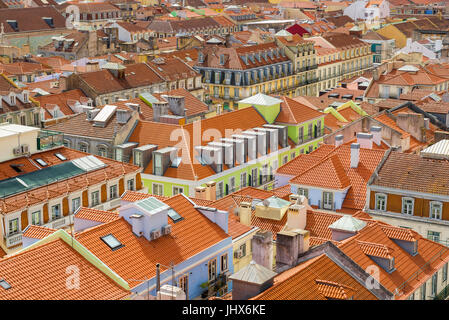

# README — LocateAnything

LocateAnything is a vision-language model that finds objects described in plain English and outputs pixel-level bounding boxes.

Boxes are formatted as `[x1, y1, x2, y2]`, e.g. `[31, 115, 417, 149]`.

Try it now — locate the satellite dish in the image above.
[262, 199, 270, 207]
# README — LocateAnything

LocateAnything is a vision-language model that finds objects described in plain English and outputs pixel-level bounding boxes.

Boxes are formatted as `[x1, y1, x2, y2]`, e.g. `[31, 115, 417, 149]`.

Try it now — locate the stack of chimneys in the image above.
[152, 101, 169, 122]
[350, 143, 360, 168]
[194, 181, 216, 201]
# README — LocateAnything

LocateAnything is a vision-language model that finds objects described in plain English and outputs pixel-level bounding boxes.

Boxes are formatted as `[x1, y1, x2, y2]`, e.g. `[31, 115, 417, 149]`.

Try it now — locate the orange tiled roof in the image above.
[75, 207, 120, 223]
[357, 240, 394, 259]
[276, 96, 324, 124]
[289, 144, 387, 210]
[0, 147, 141, 214]
[75, 195, 230, 288]
[121, 190, 168, 202]
[252, 254, 377, 300]
[291, 154, 351, 190]
[0, 238, 129, 300]
[22, 225, 56, 239]
[315, 279, 356, 300]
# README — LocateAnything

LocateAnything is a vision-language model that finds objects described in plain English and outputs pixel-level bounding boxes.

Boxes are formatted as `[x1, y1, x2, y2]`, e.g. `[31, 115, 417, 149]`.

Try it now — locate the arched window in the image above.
[97, 145, 108, 158]
[79, 142, 89, 153]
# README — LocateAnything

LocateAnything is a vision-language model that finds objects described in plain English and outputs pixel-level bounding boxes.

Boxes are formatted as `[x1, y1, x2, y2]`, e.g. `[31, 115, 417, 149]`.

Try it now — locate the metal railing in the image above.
[395, 247, 449, 297]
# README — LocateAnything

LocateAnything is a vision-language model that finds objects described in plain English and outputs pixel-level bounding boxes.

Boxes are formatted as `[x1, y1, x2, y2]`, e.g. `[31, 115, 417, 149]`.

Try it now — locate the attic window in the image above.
[42, 17, 54, 28]
[100, 234, 124, 251]
[167, 208, 183, 223]
[10, 164, 23, 173]
[35, 158, 48, 167]
[0, 280, 11, 290]
[54, 153, 67, 161]
[7, 20, 18, 32]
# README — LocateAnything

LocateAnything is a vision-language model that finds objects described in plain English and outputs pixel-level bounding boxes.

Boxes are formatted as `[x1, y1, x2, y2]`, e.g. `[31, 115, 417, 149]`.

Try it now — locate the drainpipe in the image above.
[156, 263, 161, 295]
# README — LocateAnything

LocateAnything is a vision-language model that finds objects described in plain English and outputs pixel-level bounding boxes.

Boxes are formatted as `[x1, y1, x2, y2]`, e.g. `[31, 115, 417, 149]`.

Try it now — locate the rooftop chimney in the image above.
[239, 201, 252, 226]
[152, 101, 169, 122]
[356, 132, 373, 149]
[165, 95, 186, 117]
[350, 143, 360, 168]
[424, 118, 430, 130]
[335, 134, 343, 147]
[286, 203, 307, 230]
[251, 230, 273, 270]
[276, 229, 310, 268]
[195, 186, 206, 200]
[370, 126, 382, 146]
[205, 181, 216, 201]
[130, 214, 144, 237]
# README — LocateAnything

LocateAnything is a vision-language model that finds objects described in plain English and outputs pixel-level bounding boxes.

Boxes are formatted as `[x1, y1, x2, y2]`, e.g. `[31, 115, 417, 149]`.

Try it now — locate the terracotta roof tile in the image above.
[75, 207, 120, 223]
[276, 96, 324, 124]
[0, 238, 129, 299]
[22, 225, 56, 239]
[75, 195, 230, 289]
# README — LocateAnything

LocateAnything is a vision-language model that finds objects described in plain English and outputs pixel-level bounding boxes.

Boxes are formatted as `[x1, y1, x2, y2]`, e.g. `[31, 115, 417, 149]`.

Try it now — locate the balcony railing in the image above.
[6, 233, 22, 248]
[42, 215, 72, 230]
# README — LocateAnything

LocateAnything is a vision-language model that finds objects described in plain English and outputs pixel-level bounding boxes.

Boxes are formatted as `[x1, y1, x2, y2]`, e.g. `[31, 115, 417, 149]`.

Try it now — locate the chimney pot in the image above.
[370, 126, 382, 146]
[356, 132, 373, 149]
[335, 134, 344, 147]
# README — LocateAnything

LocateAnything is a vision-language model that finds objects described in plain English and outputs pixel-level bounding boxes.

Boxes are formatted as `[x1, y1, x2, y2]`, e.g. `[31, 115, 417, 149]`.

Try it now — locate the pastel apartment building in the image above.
[366, 144, 449, 247]
[194, 42, 299, 109]
[0, 123, 143, 254]
[124, 93, 325, 199]
[65, 193, 234, 300]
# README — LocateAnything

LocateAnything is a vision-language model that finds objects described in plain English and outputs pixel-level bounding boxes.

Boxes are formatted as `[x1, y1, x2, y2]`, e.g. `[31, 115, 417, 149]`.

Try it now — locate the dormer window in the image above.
[430, 201, 443, 220]
[375, 193, 387, 211]
[402, 197, 414, 215]
[7, 20, 18, 32]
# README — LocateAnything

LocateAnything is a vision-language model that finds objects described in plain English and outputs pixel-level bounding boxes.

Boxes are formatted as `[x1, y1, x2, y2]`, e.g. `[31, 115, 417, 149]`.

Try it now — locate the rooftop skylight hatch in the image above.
[100, 234, 124, 251]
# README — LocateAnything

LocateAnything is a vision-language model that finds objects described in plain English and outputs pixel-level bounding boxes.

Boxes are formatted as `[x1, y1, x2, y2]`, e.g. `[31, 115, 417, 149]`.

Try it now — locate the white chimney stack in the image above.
[130, 214, 144, 237]
[335, 134, 344, 147]
[350, 143, 360, 168]
[357, 132, 373, 149]
[370, 126, 382, 146]
[424, 118, 430, 130]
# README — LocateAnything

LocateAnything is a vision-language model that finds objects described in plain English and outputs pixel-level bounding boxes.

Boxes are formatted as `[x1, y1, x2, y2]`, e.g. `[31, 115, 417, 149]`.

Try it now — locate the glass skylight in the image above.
[100, 234, 123, 250]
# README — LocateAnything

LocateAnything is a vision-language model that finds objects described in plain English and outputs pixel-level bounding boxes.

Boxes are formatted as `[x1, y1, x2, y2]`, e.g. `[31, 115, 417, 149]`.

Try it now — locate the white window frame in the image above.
[8, 218, 19, 236]
[240, 172, 247, 189]
[208, 258, 217, 282]
[375, 193, 387, 211]
[173, 186, 184, 195]
[91, 191, 100, 206]
[220, 253, 229, 272]
[31, 210, 41, 225]
[402, 197, 414, 215]
[51, 204, 61, 220]
[109, 184, 118, 200]
[71, 197, 81, 213]
[127, 179, 135, 191]
[430, 201, 443, 220]
[153, 183, 164, 196]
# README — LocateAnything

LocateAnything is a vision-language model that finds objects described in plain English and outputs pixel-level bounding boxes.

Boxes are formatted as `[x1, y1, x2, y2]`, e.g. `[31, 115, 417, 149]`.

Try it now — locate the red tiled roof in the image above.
[0, 238, 129, 299]
[22, 225, 56, 239]
[276, 96, 324, 124]
[75, 207, 120, 223]
[75, 195, 230, 289]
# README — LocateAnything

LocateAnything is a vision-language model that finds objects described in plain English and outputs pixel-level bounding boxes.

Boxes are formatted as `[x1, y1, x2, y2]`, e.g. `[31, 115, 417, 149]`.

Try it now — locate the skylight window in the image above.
[54, 153, 67, 161]
[100, 234, 123, 251]
[0, 280, 11, 290]
[35, 158, 48, 167]
[167, 208, 183, 223]
[10, 164, 23, 173]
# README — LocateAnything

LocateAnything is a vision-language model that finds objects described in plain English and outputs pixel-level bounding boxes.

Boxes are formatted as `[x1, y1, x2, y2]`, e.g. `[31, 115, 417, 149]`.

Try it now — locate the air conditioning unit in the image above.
[21, 144, 29, 154]
[150, 229, 161, 240]
[13, 147, 21, 156]
[234, 250, 243, 259]
[162, 224, 172, 235]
